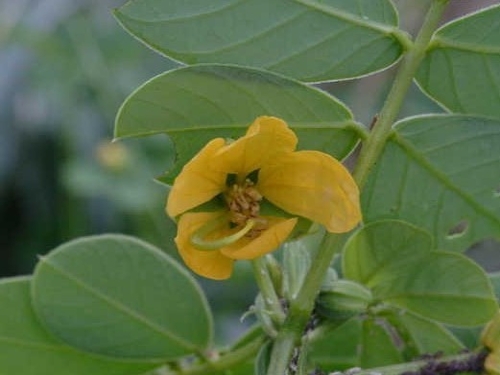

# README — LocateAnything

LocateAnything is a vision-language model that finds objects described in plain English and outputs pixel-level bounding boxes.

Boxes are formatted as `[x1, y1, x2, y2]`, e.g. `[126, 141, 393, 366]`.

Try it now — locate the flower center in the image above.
[225, 179, 267, 238]
[189, 179, 269, 251]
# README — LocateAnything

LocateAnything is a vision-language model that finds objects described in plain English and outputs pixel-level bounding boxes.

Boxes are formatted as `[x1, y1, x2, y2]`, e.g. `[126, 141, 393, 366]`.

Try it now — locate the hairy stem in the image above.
[266, 234, 343, 375]
[176, 332, 267, 375]
[353, 0, 451, 189]
[352, 350, 487, 375]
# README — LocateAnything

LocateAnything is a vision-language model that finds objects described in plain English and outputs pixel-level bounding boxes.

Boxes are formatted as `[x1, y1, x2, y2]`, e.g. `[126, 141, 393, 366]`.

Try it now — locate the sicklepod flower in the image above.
[166, 116, 361, 280]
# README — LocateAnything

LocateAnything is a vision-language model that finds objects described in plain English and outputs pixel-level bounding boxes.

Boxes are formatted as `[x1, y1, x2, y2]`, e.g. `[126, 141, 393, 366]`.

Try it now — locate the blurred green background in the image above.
[1, 0, 498, 341]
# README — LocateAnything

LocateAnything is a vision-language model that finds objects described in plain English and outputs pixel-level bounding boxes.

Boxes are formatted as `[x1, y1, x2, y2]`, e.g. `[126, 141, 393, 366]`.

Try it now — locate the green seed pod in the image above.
[482, 310, 500, 351]
[320, 267, 339, 291]
[316, 280, 373, 320]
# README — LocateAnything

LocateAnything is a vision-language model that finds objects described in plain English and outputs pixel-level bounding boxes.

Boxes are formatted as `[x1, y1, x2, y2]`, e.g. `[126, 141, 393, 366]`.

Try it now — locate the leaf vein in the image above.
[192, 9, 307, 56]
[266, 24, 354, 72]
[482, 54, 500, 103]
[419, 130, 500, 154]
[39, 259, 196, 352]
[292, 0, 396, 33]
[443, 51, 465, 112]
[123, 0, 246, 23]
[433, 37, 500, 55]
[393, 136, 500, 230]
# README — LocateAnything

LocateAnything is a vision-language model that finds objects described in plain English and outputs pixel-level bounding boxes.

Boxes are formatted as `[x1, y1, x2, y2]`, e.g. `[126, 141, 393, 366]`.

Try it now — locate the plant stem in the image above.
[353, 350, 487, 375]
[176, 333, 267, 375]
[353, 0, 450, 190]
[266, 234, 343, 375]
[265, 1, 451, 374]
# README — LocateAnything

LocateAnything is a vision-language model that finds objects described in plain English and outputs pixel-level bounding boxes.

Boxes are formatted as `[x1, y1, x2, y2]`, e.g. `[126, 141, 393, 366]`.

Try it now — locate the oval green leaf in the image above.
[416, 4, 500, 119]
[363, 115, 500, 252]
[387, 311, 464, 356]
[448, 326, 483, 349]
[114, 0, 404, 82]
[307, 316, 402, 371]
[114, 64, 363, 181]
[343, 220, 497, 326]
[255, 341, 272, 375]
[0, 277, 158, 375]
[307, 319, 363, 371]
[32, 234, 213, 360]
[282, 228, 324, 300]
[491, 271, 500, 301]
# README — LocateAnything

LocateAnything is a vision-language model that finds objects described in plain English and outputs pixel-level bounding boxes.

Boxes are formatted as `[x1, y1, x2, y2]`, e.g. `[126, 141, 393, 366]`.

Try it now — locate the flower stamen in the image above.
[226, 179, 263, 225]
[224, 179, 269, 238]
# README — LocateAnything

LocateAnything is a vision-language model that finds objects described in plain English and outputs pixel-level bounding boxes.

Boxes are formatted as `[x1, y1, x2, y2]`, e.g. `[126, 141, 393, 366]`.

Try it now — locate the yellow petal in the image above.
[258, 151, 361, 233]
[220, 217, 297, 260]
[211, 116, 297, 176]
[166, 138, 227, 217]
[175, 212, 234, 280]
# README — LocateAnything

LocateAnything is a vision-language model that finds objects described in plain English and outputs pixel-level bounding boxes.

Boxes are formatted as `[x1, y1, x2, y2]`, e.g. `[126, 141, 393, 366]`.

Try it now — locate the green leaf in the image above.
[307, 316, 402, 371]
[363, 115, 500, 252]
[282, 227, 324, 300]
[388, 311, 464, 356]
[114, 0, 404, 82]
[307, 319, 362, 371]
[115, 64, 362, 181]
[255, 341, 272, 375]
[215, 362, 254, 375]
[0, 277, 158, 375]
[202, 327, 264, 375]
[31, 234, 213, 360]
[491, 271, 500, 301]
[343, 220, 434, 285]
[359, 318, 403, 368]
[447, 326, 483, 349]
[416, 4, 500, 120]
[343, 220, 497, 326]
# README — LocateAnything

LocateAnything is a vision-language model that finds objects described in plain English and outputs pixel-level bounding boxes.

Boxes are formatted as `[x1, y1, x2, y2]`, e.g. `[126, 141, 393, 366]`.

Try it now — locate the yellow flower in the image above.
[166, 116, 361, 280]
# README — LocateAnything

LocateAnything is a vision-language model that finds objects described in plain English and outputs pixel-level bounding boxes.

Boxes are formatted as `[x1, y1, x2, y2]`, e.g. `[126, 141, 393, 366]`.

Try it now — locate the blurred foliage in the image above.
[1, 0, 175, 276]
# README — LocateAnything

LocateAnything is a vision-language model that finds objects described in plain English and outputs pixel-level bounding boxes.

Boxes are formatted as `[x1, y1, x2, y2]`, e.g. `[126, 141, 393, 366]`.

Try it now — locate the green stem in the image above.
[354, 350, 487, 375]
[353, 0, 450, 190]
[266, 234, 344, 375]
[174, 333, 267, 375]
[251, 257, 286, 326]
[267, 330, 298, 375]
[265, 1, 451, 374]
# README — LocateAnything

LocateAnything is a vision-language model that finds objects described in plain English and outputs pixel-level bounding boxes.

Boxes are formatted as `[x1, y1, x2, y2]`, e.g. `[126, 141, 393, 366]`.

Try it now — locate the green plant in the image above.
[1, 1, 500, 374]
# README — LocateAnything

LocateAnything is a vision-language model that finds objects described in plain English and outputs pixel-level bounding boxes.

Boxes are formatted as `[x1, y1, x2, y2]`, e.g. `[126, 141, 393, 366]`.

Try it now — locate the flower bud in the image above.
[95, 142, 128, 171]
[316, 280, 372, 320]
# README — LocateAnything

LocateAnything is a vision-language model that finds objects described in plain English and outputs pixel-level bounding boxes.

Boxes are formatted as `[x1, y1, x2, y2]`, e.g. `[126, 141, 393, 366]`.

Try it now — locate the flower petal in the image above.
[167, 138, 227, 217]
[258, 151, 361, 233]
[211, 116, 297, 176]
[175, 212, 234, 280]
[220, 217, 297, 260]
